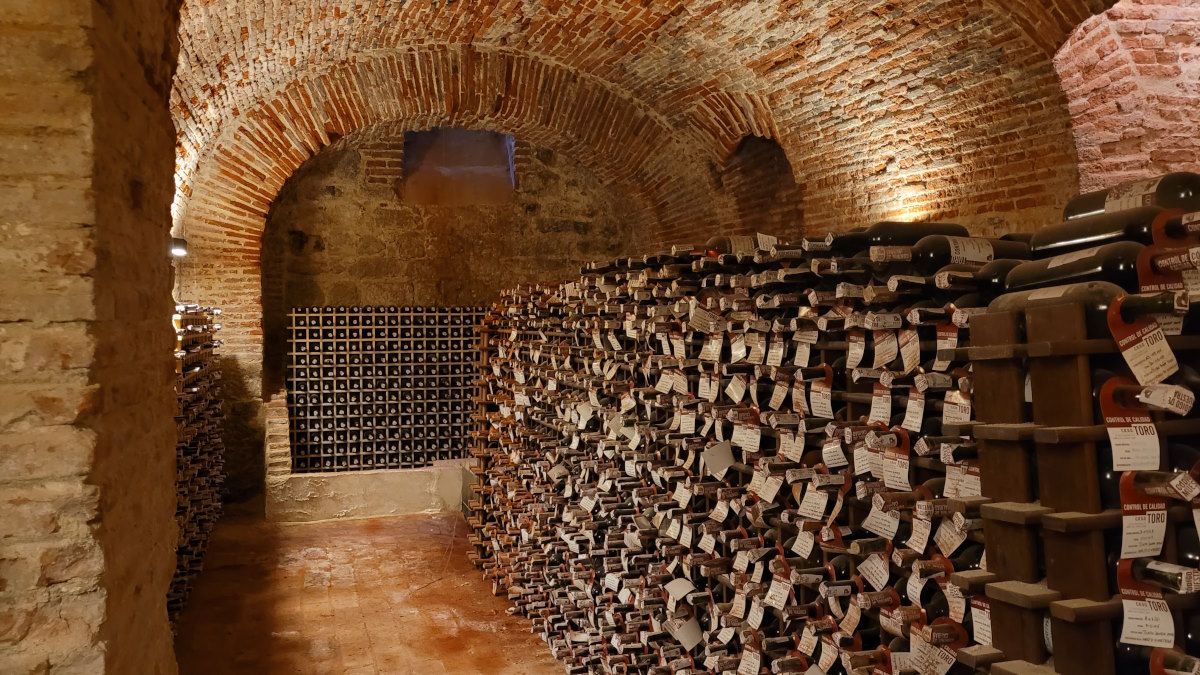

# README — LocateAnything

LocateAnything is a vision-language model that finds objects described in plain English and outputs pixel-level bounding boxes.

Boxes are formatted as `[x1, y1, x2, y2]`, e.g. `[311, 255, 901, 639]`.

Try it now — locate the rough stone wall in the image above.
[1, 0, 180, 674]
[238, 133, 636, 495]
[716, 137, 804, 242]
[1055, 0, 1200, 193]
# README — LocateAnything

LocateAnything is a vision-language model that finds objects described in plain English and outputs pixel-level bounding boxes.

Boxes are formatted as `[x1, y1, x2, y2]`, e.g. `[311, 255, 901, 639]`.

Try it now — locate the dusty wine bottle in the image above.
[1064, 172, 1200, 220]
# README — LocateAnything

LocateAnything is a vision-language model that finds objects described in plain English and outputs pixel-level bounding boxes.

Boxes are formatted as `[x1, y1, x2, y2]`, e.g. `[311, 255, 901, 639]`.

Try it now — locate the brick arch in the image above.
[1053, 0, 1200, 194]
[177, 46, 741, 354]
[174, 47, 742, 496]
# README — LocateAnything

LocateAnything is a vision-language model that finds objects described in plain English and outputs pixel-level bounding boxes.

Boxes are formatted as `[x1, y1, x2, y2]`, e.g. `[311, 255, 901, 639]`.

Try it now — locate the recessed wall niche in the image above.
[259, 128, 641, 396]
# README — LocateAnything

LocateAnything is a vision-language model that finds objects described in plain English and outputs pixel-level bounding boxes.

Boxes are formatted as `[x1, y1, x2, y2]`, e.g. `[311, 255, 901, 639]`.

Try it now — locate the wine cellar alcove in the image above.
[7, 1, 1200, 674]
[253, 125, 641, 520]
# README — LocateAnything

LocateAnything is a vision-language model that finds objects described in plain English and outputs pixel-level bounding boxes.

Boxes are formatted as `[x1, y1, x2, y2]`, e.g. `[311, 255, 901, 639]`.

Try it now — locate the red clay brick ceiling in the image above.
[172, 0, 1114, 257]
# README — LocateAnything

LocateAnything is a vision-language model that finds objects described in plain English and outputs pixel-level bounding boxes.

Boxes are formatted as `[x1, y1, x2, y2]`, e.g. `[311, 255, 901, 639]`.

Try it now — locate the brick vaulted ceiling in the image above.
[172, 0, 1113, 381]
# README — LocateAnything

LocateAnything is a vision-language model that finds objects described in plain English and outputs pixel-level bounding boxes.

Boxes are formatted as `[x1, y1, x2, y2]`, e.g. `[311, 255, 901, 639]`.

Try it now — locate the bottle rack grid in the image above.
[286, 306, 486, 472]
[169, 304, 225, 625]
[464, 211, 1200, 675]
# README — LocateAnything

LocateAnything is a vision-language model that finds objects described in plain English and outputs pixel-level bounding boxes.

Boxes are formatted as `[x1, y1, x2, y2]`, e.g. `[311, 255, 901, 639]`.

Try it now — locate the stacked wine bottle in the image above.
[468, 172, 1200, 675]
[285, 306, 485, 471]
[169, 304, 226, 625]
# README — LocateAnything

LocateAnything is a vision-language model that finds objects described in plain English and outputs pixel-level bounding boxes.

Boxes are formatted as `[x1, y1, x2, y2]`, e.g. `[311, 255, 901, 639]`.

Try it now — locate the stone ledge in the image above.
[265, 459, 469, 523]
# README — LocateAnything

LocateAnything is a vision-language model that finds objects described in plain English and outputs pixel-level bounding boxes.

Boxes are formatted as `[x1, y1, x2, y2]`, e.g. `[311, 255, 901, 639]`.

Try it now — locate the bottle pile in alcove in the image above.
[467, 172, 1200, 675]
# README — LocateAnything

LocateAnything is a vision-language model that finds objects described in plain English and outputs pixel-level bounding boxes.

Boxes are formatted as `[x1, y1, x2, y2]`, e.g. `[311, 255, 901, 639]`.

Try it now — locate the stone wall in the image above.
[1055, 0, 1200, 192]
[220, 133, 637, 497]
[0, 0, 180, 673]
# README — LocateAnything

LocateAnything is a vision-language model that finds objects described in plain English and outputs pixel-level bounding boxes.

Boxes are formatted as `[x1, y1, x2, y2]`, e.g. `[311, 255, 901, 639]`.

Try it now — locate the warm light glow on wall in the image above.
[892, 184, 929, 221]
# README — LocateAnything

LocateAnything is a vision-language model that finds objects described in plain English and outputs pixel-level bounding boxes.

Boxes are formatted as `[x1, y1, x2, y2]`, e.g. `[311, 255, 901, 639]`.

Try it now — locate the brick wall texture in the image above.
[4, 0, 1196, 669]
[1055, 0, 1200, 191]
[2, 0, 180, 674]
[174, 0, 1200, 499]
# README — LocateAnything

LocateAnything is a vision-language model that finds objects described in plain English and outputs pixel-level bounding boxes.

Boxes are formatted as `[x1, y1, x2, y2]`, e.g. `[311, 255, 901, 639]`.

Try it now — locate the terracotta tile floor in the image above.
[174, 510, 561, 675]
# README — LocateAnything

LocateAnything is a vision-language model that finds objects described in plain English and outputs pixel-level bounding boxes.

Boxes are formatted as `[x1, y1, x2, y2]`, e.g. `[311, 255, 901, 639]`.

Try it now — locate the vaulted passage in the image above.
[9, 1, 1200, 674]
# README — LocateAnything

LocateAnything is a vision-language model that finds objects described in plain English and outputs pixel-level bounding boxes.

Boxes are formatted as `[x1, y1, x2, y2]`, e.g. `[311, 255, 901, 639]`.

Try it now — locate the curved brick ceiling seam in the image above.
[171, 43, 761, 229]
[172, 0, 1115, 239]
[178, 50, 739, 249]
[170, 0, 786, 204]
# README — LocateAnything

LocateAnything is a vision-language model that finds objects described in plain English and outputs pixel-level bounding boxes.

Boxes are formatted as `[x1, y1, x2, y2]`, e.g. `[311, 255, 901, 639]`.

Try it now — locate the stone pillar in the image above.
[1055, 0, 1200, 192]
[0, 1, 181, 673]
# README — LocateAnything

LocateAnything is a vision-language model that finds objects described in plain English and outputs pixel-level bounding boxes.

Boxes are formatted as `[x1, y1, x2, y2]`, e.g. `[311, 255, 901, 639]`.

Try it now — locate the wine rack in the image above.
[169, 304, 226, 625]
[466, 195, 1200, 675]
[286, 306, 485, 472]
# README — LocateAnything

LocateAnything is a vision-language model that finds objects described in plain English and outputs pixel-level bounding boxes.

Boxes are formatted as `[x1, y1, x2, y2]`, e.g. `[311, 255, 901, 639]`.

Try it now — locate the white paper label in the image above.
[947, 236, 994, 265]
[1120, 597, 1175, 647]
[1047, 246, 1101, 269]
[1108, 422, 1161, 471]
[1122, 510, 1168, 558]
[862, 506, 901, 539]
[811, 380, 834, 418]
[858, 553, 890, 591]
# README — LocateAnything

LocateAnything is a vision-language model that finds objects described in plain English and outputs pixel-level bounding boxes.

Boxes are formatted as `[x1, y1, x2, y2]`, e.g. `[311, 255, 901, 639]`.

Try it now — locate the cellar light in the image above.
[171, 237, 189, 257]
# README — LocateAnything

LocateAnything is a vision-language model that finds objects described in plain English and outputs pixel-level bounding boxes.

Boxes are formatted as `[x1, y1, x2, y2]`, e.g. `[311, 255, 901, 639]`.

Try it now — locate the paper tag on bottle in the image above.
[971, 597, 993, 646]
[1122, 505, 1167, 559]
[726, 375, 747, 403]
[898, 328, 921, 374]
[943, 389, 972, 424]
[681, 412, 696, 435]
[673, 483, 692, 508]
[768, 381, 789, 410]
[766, 339, 785, 367]
[1138, 384, 1195, 415]
[1047, 245, 1101, 269]
[793, 341, 811, 368]
[792, 531, 816, 558]
[934, 519, 968, 555]
[945, 463, 983, 498]
[933, 323, 958, 372]
[853, 445, 874, 477]
[883, 448, 911, 491]
[670, 333, 686, 359]
[847, 331, 866, 369]
[1106, 177, 1162, 211]
[902, 391, 925, 432]
[764, 578, 791, 610]
[867, 312, 904, 331]
[862, 505, 901, 539]
[944, 236, 993, 264]
[729, 333, 747, 363]
[866, 384, 891, 425]
[1109, 305, 1178, 385]
[799, 486, 830, 520]
[873, 330, 899, 369]
[694, 335, 717, 364]
[1105, 413, 1160, 471]
[907, 516, 932, 553]
[811, 380, 834, 418]
[759, 475, 783, 503]
[1120, 596, 1175, 648]
[822, 438, 849, 468]
[840, 602, 862, 635]
[858, 553, 890, 591]
[943, 583, 966, 623]
[736, 648, 761, 675]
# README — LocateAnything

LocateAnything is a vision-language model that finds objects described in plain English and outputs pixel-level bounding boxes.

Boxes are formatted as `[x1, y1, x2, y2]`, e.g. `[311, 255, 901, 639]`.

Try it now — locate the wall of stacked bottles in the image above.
[169, 304, 226, 625]
[465, 174, 1200, 675]
[286, 306, 486, 472]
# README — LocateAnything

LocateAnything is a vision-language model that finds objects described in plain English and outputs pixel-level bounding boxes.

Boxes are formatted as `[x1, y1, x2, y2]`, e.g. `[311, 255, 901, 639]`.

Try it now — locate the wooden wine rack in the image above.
[285, 306, 486, 472]
[952, 301, 1200, 675]
[169, 304, 226, 625]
